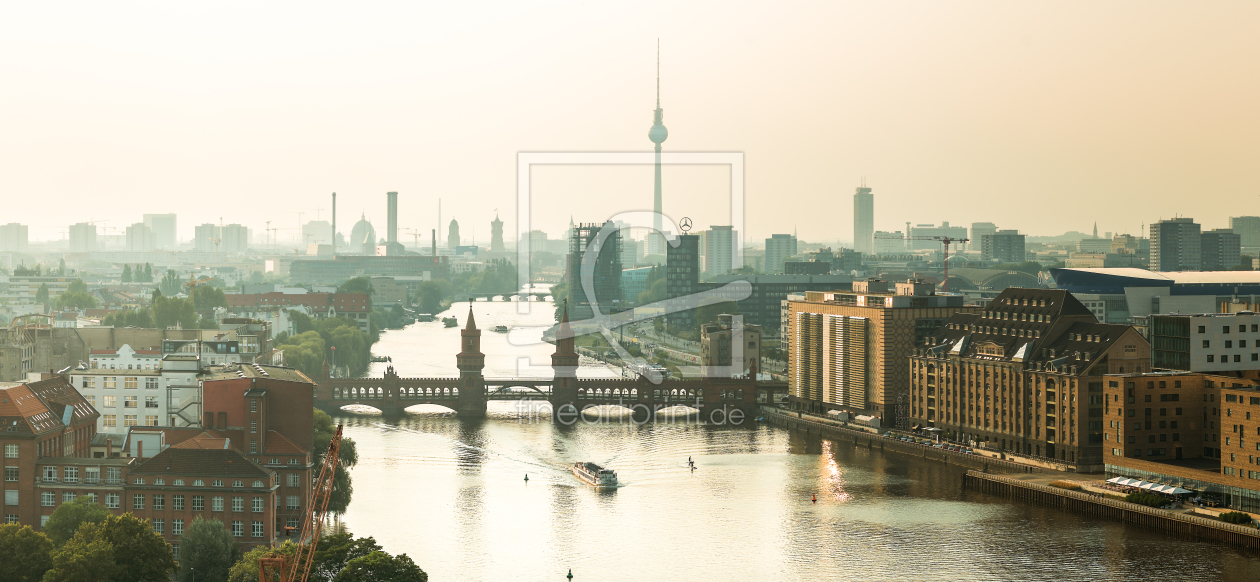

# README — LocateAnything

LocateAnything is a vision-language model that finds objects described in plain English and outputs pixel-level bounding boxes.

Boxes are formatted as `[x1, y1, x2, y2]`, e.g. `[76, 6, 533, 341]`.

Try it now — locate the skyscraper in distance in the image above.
[853, 181, 873, 255]
[648, 41, 669, 257]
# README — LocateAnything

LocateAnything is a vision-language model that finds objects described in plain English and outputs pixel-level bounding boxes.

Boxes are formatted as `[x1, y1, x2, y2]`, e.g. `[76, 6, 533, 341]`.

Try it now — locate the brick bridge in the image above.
[314, 307, 782, 419]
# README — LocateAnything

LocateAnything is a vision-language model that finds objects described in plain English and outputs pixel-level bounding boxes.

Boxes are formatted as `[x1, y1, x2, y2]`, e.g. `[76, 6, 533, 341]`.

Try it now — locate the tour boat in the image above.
[572, 462, 618, 488]
[492, 325, 510, 333]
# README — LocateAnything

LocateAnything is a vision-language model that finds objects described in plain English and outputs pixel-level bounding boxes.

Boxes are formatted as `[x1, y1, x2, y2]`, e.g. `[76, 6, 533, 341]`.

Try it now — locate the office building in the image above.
[301, 221, 333, 246]
[69, 223, 97, 253]
[70, 349, 203, 433]
[764, 234, 797, 274]
[853, 183, 874, 255]
[1150, 218, 1201, 272]
[220, 224, 249, 254]
[1201, 229, 1242, 271]
[125, 223, 156, 252]
[289, 255, 447, 284]
[700, 313, 761, 377]
[789, 279, 977, 427]
[981, 230, 1026, 263]
[666, 234, 700, 329]
[908, 222, 969, 252]
[565, 222, 622, 320]
[142, 214, 177, 249]
[700, 225, 737, 276]
[1150, 312, 1260, 373]
[386, 191, 399, 245]
[1229, 216, 1260, 248]
[873, 231, 907, 255]
[0, 223, 29, 253]
[971, 223, 998, 246]
[908, 289, 1150, 465]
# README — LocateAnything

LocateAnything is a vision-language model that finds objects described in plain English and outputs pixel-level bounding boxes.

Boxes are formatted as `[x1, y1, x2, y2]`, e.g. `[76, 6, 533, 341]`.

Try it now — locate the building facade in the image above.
[853, 184, 873, 255]
[764, 234, 797, 275]
[1229, 216, 1260, 248]
[1149, 312, 1260, 373]
[700, 226, 736, 277]
[1150, 218, 1201, 272]
[700, 314, 761, 377]
[142, 214, 177, 250]
[981, 230, 1026, 263]
[1201, 228, 1242, 271]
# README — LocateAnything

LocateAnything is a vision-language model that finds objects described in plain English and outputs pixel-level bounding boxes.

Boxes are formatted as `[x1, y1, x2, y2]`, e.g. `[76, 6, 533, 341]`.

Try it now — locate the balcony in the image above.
[41, 477, 58, 483]
[84, 477, 101, 484]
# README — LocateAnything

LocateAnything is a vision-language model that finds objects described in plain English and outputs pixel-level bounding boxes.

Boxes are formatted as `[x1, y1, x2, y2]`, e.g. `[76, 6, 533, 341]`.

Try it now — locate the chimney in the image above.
[432, 229, 437, 257]
[106, 438, 113, 458]
[387, 191, 398, 244]
[205, 412, 214, 429]
[137, 440, 143, 459]
[331, 192, 337, 256]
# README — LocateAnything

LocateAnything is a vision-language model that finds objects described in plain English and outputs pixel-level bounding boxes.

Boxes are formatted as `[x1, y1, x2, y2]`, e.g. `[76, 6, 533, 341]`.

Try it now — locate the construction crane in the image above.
[874, 234, 970, 292]
[260, 425, 344, 582]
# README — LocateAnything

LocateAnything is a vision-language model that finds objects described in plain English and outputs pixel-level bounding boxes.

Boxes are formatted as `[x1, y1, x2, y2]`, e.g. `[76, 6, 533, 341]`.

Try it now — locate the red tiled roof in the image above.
[262, 430, 305, 455]
[131, 446, 272, 478]
[172, 432, 232, 450]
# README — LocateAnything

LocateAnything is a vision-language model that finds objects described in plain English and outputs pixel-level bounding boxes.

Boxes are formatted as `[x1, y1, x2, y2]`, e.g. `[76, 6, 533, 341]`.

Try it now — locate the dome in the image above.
[649, 123, 668, 144]
[350, 214, 376, 249]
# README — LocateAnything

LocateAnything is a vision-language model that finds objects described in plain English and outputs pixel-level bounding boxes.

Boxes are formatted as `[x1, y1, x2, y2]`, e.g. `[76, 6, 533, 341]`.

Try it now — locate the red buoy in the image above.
[812, 494, 817, 504]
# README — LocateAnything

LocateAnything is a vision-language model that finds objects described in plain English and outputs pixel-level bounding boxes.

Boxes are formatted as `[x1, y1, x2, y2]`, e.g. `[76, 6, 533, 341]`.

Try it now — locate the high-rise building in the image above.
[142, 213, 177, 249]
[448, 219, 461, 249]
[387, 191, 398, 244]
[788, 279, 977, 427]
[908, 288, 1151, 464]
[853, 183, 874, 255]
[981, 230, 1026, 263]
[764, 234, 797, 274]
[490, 215, 505, 253]
[700, 225, 737, 276]
[194, 223, 217, 253]
[970, 222, 998, 246]
[0, 223, 28, 253]
[648, 45, 669, 257]
[1150, 218, 1201, 272]
[1228, 216, 1260, 248]
[665, 233, 699, 329]
[565, 222, 622, 320]
[125, 223, 155, 252]
[68, 223, 96, 253]
[873, 231, 906, 254]
[908, 222, 969, 252]
[1201, 229, 1242, 271]
[220, 224, 249, 254]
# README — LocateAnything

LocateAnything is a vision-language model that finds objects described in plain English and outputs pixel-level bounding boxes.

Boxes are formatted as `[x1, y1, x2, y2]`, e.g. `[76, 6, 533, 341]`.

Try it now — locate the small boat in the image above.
[491, 325, 509, 333]
[369, 355, 390, 363]
[442, 317, 458, 328]
[572, 462, 618, 488]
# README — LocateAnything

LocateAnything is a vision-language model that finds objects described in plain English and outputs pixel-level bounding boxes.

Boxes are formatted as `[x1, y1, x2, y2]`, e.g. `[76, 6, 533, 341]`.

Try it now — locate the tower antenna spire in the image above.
[656, 38, 660, 108]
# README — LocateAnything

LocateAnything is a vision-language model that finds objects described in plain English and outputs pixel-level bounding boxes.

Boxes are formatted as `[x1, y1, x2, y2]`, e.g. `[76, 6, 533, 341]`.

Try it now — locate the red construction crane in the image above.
[259, 424, 344, 582]
[873, 235, 970, 292]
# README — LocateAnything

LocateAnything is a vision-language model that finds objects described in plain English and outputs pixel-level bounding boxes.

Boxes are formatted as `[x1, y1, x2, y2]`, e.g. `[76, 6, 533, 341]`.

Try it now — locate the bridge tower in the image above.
[456, 306, 487, 417]
[550, 305, 580, 416]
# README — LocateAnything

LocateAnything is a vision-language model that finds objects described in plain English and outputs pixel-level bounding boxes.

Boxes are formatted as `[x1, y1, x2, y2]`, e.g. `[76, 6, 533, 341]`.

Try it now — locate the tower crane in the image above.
[259, 424, 344, 582]
[874, 234, 970, 292]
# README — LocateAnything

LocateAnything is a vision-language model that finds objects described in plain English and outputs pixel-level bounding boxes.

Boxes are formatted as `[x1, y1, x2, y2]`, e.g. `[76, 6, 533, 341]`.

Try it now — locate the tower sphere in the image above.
[649, 123, 668, 144]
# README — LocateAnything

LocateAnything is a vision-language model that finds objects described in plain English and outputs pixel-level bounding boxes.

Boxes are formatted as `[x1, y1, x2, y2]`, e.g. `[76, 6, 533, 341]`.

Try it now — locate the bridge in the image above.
[452, 292, 553, 302]
[314, 307, 783, 420]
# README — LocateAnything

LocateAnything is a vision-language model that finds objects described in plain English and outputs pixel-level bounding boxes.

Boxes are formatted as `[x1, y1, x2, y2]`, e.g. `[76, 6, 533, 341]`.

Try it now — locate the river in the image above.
[332, 299, 1260, 581]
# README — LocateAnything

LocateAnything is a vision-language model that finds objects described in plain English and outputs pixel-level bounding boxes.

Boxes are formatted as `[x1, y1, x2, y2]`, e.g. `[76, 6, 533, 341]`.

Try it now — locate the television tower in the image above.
[648, 40, 669, 256]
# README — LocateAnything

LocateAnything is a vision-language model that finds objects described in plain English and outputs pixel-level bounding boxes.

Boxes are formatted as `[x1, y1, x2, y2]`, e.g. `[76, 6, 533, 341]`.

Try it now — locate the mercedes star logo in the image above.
[679, 217, 692, 233]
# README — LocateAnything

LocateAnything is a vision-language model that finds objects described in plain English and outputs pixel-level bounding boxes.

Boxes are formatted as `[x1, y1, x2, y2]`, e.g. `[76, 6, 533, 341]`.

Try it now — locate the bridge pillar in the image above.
[456, 307, 488, 418]
[549, 306, 579, 420]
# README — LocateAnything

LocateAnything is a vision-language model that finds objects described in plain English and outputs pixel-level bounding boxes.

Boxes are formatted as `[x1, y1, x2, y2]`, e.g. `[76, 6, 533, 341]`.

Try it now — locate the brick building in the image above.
[225, 292, 371, 333]
[908, 288, 1151, 466]
[2, 377, 99, 525]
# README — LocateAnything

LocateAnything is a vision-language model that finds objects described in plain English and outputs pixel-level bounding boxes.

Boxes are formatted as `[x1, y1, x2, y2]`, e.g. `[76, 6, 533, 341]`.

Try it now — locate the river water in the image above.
[333, 300, 1260, 581]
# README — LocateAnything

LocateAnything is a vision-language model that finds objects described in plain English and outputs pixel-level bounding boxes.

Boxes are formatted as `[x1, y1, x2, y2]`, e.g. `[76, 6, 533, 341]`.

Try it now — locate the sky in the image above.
[1, 1, 1258, 247]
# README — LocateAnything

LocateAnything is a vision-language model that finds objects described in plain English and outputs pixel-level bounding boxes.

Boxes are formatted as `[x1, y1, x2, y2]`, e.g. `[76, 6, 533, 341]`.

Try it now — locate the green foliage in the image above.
[372, 305, 408, 330]
[102, 308, 155, 328]
[153, 296, 199, 329]
[67, 279, 88, 295]
[332, 551, 427, 582]
[1125, 492, 1166, 508]
[0, 524, 54, 582]
[142, 263, 154, 282]
[42, 529, 118, 582]
[55, 291, 97, 311]
[636, 265, 666, 306]
[36, 283, 50, 305]
[121, 265, 133, 283]
[192, 285, 228, 309]
[57, 258, 67, 276]
[414, 281, 448, 315]
[14, 264, 41, 276]
[276, 331, 326, 379]
[160, 270, 184, 296]
[1236, 255, 1255, 271]
[228, 541, 298, 582]
[43, 497, 111, 546]
[1221, 511, 1253, 524]
[310, 532, 382, 582]
[314, 409, 360, 515]
[288, 310, 316, 334]
[337, 276, 374, 296]
[176, 517, 240, 582]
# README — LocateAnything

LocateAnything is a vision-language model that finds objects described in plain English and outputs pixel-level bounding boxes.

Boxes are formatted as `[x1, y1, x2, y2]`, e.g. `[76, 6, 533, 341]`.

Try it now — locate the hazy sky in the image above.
[2, 2, 1257, 247]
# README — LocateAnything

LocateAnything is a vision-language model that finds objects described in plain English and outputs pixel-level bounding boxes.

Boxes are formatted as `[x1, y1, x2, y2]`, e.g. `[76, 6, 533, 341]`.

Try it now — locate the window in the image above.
[287, 474, 300, 488]
[42, 466, 57, 482]
[250, 441, 257, 454]
[153, 519, 164, 534]
[286, 496, 299, 510]
[42, 491, 56, 506]
[288, 459, 300, 466]
[232, 497, 244, 512]
[146, 378, 159, 389]
[213, 480, 223, 487]
[1208, 355, 1215, 363]
[124, 415, 137, 427]
[251, 398, 258, 413]
[3, 444, 16, 458]
[145, 396, 158, 408]
[173, 519, 184, 536]
[145, 415, 158, 426]
[4, 467, 16, 482]
[134, 477, 145, 485]
[124, 396, 137, 408]
[252, 480, 264, 488]
[174, 479, 184, 486]
[1198, 325, 1206, 333]
[83, 376, 96, 388]
[212, 496, 225, 512]
[252, 521, 264, 538]
[133, 494, 145, 510]
[104, 377, 116, 389]
[4, 515, 17, 524]
[251, 420, 258, 434]
[62, 492, 76, 503]
[173, 495, 185, 511]
[103, 395, 117, 407]
[192, 496, 204, 511]
[232, 520, 243, 537]
[286, 518, 298, 529]
[124, 377, 138, 389]
[153, 495, 165, 510]
[1203, 340, 1211, 348]
[253, 498, 264, 513]
[63, 467, 77, 483]
[84, 493, 97, 504]
[193, 479, 204, 487]
[105, 494, 120, 509]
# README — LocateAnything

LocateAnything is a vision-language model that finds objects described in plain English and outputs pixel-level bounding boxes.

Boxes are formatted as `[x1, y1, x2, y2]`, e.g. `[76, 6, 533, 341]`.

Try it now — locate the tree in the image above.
[57, 258, 67, 276]
[144, 263, 154, 282]
[227, 541, 297, 582]
[415, 281, 444, 315]
[337, 276, 374, 296]
[55, 292, 97, 311]
[309, 533, 382, 582]
[94, 514, 176, 582]
[176, 517, 239, 582]
[153, 296, 199, 329]
[121, 265, 133, 283]
[193, 285, 228, 309]
[332, 551, 427, 582]
[314, 409, 359, 515]
[36, 283, 50, 306]
[288, 309, 316, 334]
[66, 279, 89, 294]
[42, 496, 111, 546]
[160, 270, 183, 296]
[41, 531, 118, 582]
[0, 524, 54, 582]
